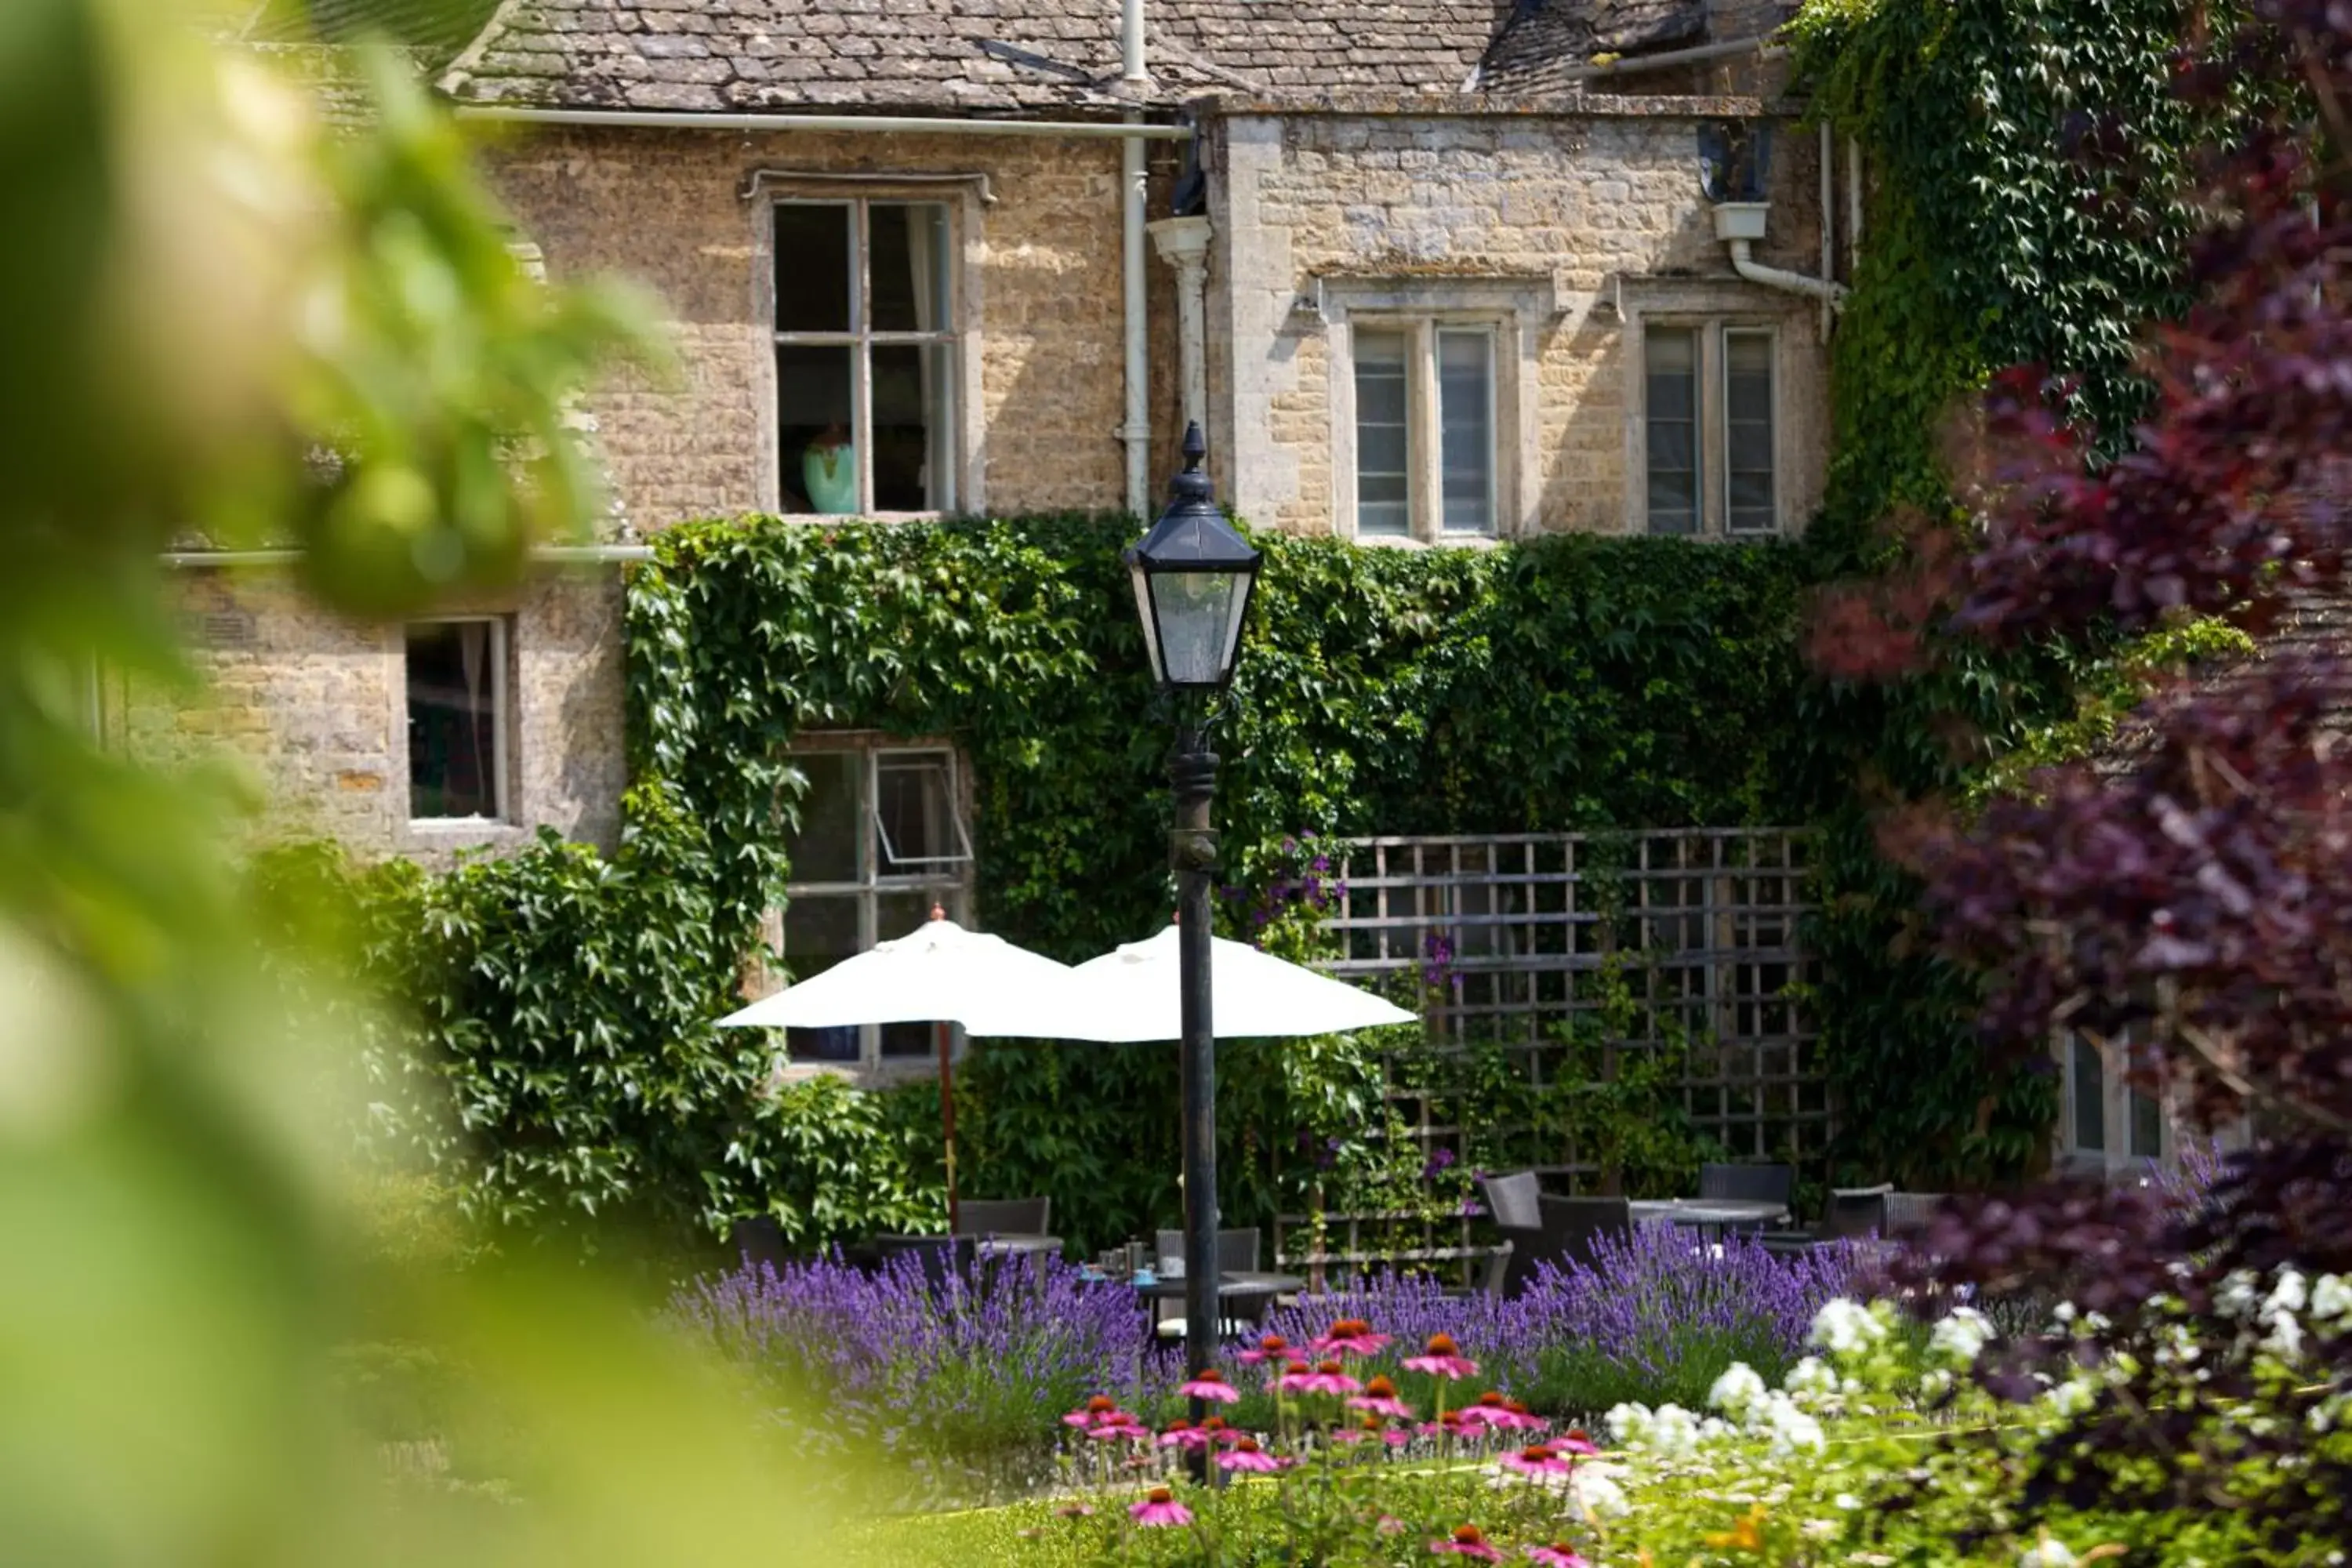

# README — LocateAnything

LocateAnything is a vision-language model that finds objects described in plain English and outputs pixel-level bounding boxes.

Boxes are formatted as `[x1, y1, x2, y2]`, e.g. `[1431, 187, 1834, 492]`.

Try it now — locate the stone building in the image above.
[150, 0, 1861, 1066]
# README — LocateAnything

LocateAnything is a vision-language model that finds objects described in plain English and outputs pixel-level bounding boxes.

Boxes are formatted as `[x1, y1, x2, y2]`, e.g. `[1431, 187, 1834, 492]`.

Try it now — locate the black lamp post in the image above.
[1124, 422, 1261, 1412]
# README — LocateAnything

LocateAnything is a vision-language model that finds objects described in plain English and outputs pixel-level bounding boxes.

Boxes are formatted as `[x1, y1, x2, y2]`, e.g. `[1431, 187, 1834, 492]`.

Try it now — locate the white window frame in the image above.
[765, 735, 976, 1080]
[1334, 316, 1508, 542]
[1318, 276, 1551, 543]
[2055, 1029, 2172, 1177]
[1632, 318, 1787, 537]
[403, 615, 510, 828]
[760, 183, 982, 520]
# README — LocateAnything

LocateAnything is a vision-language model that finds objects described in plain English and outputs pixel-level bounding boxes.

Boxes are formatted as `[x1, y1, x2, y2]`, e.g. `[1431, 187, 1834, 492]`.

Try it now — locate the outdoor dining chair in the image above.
[1697, 1162, 1795, 1215]
[873, 1233, 977, 1292]
[1882, 1192, 1947, 1236]
[1152, 1228, 1269, 1336]
[954, 1196, 1051, 1237]
[1823, 1183, 1894, 1240]
[728, 1215, 790, 1275]
[1477, 1170, 1544, 1230]
[1497, 1195, 1629, 1296]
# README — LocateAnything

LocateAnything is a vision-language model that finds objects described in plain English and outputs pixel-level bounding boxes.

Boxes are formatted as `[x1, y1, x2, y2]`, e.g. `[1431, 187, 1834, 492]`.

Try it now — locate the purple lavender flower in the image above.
[666, 1249, 1151, 1497]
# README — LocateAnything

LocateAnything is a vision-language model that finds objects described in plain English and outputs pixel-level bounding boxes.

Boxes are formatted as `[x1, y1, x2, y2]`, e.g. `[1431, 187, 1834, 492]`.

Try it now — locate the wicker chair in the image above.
[1478, 1170, 1545, 1229]
[1152, 1228, 1269, 1335]
[954, 1196, 1051, 1237]
[1697, 1162, 1795, 1215]
[1497, 1195, 1630, 1296]
[872, 1233, 977, 1290]
[728, 1215, 790, 1274]
[1823, 1184, 1893, 1240]
[1882, 1192, 1947, 1236]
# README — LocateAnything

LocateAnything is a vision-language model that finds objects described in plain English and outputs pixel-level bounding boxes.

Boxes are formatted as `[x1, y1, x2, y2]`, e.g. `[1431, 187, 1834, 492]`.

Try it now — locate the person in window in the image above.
[802, 422, 856, 515]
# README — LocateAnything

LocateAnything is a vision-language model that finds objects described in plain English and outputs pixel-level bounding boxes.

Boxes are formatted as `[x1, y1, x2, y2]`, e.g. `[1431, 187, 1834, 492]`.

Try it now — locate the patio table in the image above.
[1127, 1269, 1306, 1303]
[1627, 1198, 1790, 1236]
[974, 1234, 1063, 1260]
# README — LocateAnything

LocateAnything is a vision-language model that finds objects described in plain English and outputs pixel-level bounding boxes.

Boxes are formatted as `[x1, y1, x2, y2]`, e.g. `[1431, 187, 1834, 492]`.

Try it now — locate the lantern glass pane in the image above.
[1128, 559, 1165, 684]
[1149, 569, 1245, 688]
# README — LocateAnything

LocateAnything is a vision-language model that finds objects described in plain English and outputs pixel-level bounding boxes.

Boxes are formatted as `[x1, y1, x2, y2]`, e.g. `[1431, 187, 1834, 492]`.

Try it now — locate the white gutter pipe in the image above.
[452, 104, 1193, 140]
[1117, 0, 1152, 517]
[1817, 122, 1834, 339]
[1728, 238, 1848, 309]
[1848, 135, 1864, 274]
[162, 543, 659, 567]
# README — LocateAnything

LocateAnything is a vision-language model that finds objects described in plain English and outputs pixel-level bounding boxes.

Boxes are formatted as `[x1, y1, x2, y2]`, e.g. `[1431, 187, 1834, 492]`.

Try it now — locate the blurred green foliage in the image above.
[0, 5, 832, 1563]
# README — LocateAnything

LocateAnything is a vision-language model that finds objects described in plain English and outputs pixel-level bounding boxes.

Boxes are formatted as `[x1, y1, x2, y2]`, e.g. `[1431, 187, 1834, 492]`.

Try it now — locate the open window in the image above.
[773, 740, 975, 1074]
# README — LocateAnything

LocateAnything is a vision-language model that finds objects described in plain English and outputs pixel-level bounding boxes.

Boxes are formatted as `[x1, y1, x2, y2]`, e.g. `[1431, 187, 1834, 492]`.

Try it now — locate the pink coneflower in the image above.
[1497, 1443, 1574, 1479]
[1376, 1514, 1407, 1535]
[1215, 1436, 1287, 1473]
[1278, 1357, 1363, 1396]
[1421, 1409, 1471, 1441]
[1196, 1416, 1240, 1447]
[1429, 1524, 1504, 1560]
[1054, 1504, 1094, 1519]
[1087, 1411, 1152, 1440]
[1459, 1392, 1545, 1432]
[1130, 1486, 1193, 1528]
[1178, 1368, 1242, 1404]
[1312, 1316, 1394, 1357]
[1403, 1332, 1479, 1381]
[1063, 1394, 1120, 1428]
[1524, 1545, 1589, 1567]
[1346, 1374, 1415, 1419]
[1158, 1419, 1212, 1451]
[1236, 1334, 1290, 1365]
[1552, 1427, 1599, 1457]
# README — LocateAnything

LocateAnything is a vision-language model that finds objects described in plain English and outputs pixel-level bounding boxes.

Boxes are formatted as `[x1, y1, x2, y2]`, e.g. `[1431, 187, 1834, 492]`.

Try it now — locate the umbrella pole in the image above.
[938, 1019, 960, 1233]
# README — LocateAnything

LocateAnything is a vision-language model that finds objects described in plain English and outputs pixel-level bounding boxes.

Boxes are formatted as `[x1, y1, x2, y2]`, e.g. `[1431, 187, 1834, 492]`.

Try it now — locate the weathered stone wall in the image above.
[484, 126, 1184, 528]
[118, 568, 626, 862]
[1202, 100, 1834, 539]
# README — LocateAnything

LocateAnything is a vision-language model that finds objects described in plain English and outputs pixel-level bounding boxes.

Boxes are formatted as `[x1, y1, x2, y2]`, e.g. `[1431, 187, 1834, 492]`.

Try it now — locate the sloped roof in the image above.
[436, 0, 1543, 113]
[1474, 0, 1706, 94]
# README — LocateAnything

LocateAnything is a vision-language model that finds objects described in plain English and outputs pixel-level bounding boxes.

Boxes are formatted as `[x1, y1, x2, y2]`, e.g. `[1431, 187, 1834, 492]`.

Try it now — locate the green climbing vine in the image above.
[1783, 0, 2253, 1185]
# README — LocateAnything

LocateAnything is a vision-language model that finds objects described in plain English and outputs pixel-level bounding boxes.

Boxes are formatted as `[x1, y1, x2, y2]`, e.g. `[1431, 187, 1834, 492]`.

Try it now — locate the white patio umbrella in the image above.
[717, 909, 1076, 1227]
[1010, 920, 1416, 1043]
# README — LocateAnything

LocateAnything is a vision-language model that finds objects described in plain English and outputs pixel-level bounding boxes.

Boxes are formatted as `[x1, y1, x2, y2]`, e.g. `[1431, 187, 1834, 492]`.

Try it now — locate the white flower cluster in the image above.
[1811, 1298, 1891, 1359]
[2017, 1536, 2079, 1568]
[1703, 1359, 1828, 1456]
[2209, 1265, 2352, 1367]
[1928, 1306, 1993, 1369]
[1605, 1399, 1732, 1461]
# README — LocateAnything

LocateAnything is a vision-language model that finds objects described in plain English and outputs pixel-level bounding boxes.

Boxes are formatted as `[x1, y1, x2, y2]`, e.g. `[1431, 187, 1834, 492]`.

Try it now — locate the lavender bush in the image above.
[669, 1250, 1151, 1501]
[1512, 1226, 1862, 1417]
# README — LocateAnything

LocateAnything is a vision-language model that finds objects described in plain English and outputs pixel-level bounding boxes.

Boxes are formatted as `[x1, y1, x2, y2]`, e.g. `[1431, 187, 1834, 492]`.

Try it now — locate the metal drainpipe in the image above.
[1122, 127, 1151, 517]
[1848, 136, 1864, 274]
[1120, 0, 1152, 517]
[1727, 238, 1849, 310]
[1818, 122, 1835, 340]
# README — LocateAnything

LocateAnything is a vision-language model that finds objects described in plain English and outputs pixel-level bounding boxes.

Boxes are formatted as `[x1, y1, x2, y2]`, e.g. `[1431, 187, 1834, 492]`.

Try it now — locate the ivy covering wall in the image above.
[1782, 0, 2241, 1183]
[341, 525, 1824, 1254]
[321, 0, 2241, 1254]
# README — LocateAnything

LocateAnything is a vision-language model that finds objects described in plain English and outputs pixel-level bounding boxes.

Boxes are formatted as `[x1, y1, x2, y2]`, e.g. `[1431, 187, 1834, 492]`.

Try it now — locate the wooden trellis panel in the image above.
[1276, 829, 1824, 1279]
